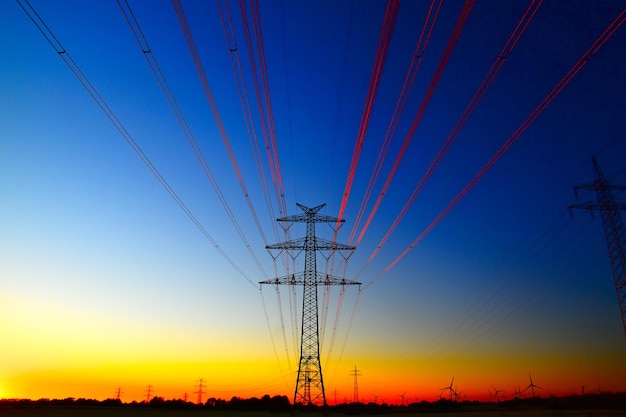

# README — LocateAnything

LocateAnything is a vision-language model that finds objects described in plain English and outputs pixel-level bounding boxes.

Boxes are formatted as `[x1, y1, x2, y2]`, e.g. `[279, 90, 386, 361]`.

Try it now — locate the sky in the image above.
[1, 0, 626, 405]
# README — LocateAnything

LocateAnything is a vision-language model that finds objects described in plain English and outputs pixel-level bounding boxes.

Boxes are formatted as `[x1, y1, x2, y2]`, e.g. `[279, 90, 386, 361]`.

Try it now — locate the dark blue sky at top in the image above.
[1, 0, 626, 396]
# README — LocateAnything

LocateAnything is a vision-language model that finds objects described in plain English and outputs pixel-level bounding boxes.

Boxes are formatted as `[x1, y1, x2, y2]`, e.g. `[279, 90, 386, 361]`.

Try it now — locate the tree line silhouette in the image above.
[0, 391, 625, 413]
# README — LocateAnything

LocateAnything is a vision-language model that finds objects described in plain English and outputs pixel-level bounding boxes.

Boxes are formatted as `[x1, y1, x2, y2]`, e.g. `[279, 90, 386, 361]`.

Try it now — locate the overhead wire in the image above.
[15, 0, 259, 290]
[121, 0, 270, 281]
[215, 0, 288, 263]
[365, 7, 626, 289]
[336, 0, 401, 225]
[414, 219, 603, 378]
[326, 0, 356, 203]
[259, 287, 292, 388]
[239, 0, 288, 220]
[418, 216, 580, 364]
[355, 0, 476, 249]
[215, 0, 298, 375]
[321, 0, 400, 362]
[279, 0, 297, 204]
[242, 0, 311, 376]
[326, 0, 469, 372]
[355, 0, 543, 279]
[348, 0, 443, 245]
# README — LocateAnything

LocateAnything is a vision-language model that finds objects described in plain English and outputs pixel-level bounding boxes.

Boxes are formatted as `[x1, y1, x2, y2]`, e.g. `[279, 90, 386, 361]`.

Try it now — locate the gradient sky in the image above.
[1, 0, 626, 405]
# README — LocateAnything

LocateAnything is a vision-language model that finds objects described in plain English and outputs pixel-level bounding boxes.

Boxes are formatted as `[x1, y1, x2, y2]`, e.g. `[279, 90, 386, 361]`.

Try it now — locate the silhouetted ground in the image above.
[1, 393, 625, 417]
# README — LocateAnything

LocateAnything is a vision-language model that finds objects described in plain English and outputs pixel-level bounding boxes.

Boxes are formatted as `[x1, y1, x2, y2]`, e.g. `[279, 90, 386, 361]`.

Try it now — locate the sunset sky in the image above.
[1, 0, 626, 405]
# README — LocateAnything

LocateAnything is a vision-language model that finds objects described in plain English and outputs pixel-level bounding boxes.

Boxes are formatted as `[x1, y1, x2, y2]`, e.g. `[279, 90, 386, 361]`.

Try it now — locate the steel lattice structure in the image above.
[260, 203, 360, 406]
[570, 157, 626, 340]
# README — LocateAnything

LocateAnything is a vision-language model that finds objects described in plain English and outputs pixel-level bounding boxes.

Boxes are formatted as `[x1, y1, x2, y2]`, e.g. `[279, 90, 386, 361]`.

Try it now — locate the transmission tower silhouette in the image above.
[114, 387, 122, 401]
[570, 156, 626, 340]
[145, 385, 153, 403]
[195, 378, 206, 404]
[260, 203, 360, 406]
[349, 365, 362, 403]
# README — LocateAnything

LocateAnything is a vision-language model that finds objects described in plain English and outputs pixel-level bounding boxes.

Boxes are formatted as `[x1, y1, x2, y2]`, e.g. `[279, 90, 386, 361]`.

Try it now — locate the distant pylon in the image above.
[260, 203, 360, 406]
[145, 385, 153, 403]
[350, 365, 362, 403]
[570, 157, 626, 340]
[195, 378, 206, 404]
[114, 387, 122, 401]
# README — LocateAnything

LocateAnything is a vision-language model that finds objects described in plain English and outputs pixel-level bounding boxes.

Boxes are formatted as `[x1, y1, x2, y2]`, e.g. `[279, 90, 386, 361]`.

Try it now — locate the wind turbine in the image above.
[397, 391, 406, 406]
[523, 373, 542, 398]
[372, 394, 380, 404]
[440, 377, 455, 401]
[491, 385, 504, 403]
[513, 385, 522, 399]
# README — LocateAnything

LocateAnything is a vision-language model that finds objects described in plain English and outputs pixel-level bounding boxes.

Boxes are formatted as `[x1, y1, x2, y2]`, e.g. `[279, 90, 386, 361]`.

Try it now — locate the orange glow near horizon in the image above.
[3, 348, 626, 403]
[3, 292, 625, 403]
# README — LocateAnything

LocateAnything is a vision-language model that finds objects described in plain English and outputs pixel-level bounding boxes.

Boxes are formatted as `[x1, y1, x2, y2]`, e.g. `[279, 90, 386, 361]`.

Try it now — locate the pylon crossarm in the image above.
[277, 212, 344, 225]
[266, 237, 307, 250]
[321, 273, 361, 286]
[575, 184, 626, 193]
[570, 203, 626, 212]
[309, 213, 344, 224]
[259, 272, 305, 286]
[260, 272, 360, 286]
[314, 237, 356, 251]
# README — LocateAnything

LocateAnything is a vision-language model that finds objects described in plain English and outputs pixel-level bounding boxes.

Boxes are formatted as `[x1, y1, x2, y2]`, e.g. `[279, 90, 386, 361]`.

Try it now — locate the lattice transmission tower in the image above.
[350, 365, 362, 403]
[570, 157, 626, 340]
[260, 203, 360, 407]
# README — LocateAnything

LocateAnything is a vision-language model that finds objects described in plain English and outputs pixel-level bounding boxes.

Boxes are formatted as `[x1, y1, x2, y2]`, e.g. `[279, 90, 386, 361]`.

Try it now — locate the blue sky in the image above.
[1, 0, 626, 403]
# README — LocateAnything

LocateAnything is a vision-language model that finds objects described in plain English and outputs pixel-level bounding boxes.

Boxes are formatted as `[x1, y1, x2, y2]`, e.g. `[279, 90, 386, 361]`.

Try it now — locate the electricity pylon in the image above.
[570, 157, 626, 340]
[195, 378, 205, 404]
[350, 365, 362, 403]
[260, 203, 360, 406]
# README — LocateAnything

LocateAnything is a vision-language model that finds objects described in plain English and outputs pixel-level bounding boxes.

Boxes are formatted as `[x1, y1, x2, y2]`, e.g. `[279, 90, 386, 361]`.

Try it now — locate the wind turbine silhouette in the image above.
[397, 391, 406, 406]
[440, 377, 455, 401]
[372, 394, 380, 405]
[491, 385, 504, 403]
[523, 373, 542, 398]
[513, 385, 522, 399]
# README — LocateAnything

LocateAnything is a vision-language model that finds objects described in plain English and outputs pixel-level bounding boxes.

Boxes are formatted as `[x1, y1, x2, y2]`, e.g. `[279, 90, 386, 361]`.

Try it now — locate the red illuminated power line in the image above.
[324, 0, 400, 358]
[366, 7, 626, 288]
[217, 0, 283, 245]
[125, 0, 268, 281]
[356, 0, 476, 245]
[238, 0, 288, 219]
[349, 0, 443, 245]
[356, 0, 543, 275]
[337, 0, 401, 223]
[16, 0, 259, 289]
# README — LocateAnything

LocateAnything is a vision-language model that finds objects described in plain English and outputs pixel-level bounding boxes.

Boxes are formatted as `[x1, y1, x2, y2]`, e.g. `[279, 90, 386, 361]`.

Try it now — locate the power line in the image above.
[366, 7, 626, 288]
[355, 0, 543, 278]
[355, 0, 476, 249]
[349, 0, 443, 245]
[16, 0, 258, 289]
[119, 0, 270, 281]
[336, 0, 401, 225]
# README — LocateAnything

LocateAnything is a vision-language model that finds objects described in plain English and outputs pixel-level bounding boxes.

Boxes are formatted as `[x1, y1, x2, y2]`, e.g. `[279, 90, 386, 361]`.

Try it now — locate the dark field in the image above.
[1, 409, 626, 417]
